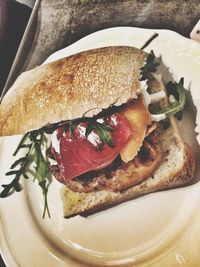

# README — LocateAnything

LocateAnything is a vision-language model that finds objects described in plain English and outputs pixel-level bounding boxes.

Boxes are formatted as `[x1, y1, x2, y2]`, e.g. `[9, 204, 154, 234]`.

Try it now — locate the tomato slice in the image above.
[51, 113, 132, 182]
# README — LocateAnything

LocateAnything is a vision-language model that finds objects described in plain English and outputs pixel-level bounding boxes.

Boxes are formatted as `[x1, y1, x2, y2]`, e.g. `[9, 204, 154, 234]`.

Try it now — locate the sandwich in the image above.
[0, 46, 195, 218]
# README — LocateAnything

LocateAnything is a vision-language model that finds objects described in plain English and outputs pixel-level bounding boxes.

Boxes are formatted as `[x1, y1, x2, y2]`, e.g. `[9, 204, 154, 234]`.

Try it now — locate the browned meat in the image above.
[50, 134, 162, 193]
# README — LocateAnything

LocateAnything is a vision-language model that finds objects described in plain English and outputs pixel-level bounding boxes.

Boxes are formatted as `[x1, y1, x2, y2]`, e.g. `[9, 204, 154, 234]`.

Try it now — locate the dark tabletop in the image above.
[0, 1, 32, 266]
[0, 0, 31, 92]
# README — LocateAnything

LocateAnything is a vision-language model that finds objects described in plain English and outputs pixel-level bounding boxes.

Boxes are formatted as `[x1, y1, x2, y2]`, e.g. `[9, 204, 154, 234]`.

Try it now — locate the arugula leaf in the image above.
[33, 139, 51, 218]
[13, 132, 30, 156]
[155, 78, 186, 119]
[0, 148, 33, 197]
[85, 122, 95, 137]
[85, 121, 114, 148]
[0, 131, 51, 218]
[10, 157, 26, 169]
[140, 33, 159, 50]
[69, 121, 79, 137]
[94, 122, 114, 148]
[30, 131, 51, 218]
[140, 50, 159, 81]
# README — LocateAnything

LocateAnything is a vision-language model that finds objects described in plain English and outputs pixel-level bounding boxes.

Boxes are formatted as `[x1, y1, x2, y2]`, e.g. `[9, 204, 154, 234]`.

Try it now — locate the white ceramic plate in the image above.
[1, 27, 200, 267]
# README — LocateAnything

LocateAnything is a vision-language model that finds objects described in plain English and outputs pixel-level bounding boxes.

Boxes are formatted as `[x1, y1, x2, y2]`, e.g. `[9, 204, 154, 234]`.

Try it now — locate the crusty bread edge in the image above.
[0, 46, 146, 136]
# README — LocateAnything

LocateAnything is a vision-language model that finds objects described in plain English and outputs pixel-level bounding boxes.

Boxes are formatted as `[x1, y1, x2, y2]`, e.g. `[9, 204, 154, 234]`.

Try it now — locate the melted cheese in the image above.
[119, 96, 151, 163]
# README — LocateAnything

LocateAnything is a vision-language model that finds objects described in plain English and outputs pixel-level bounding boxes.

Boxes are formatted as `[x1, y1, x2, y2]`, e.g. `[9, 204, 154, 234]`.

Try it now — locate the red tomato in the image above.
[51, 113, 132, 182]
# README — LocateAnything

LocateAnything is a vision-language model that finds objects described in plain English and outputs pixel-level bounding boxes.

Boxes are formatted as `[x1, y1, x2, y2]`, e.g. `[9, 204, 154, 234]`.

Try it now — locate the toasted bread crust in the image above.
[0, 46, 146, 136]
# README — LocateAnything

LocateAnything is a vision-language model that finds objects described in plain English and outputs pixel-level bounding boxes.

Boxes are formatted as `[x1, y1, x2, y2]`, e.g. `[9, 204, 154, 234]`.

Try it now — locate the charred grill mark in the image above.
[49, 131, 162, 193]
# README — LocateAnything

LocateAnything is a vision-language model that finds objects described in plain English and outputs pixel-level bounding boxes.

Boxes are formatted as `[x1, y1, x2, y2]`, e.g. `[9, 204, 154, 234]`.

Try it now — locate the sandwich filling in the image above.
[49, 95, 162, 192]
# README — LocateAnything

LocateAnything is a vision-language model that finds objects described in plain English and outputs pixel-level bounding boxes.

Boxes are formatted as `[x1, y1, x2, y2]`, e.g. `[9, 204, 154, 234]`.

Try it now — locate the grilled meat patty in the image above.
[50, 130, 162, 193]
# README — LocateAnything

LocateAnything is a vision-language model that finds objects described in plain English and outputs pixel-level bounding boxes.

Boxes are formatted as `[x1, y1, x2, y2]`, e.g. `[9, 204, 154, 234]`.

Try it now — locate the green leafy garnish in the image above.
[155, 78, 186, 119]
[69, 121, 79, 137]
[140, 32, 159, 50]
[0, 131, 51, 218]
[85, 121, 114, 148]
[140, 50, 159, 81]
[43, 116, 114, 148]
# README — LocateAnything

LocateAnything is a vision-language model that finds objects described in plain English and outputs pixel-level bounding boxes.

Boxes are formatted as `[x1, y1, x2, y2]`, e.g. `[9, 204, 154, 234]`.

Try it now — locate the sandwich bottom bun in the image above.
[60, 121, 195, 218]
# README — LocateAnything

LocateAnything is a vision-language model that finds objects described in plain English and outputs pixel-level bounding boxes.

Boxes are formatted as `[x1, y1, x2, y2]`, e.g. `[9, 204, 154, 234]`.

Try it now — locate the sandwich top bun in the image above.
[0, 46, 147, 136]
